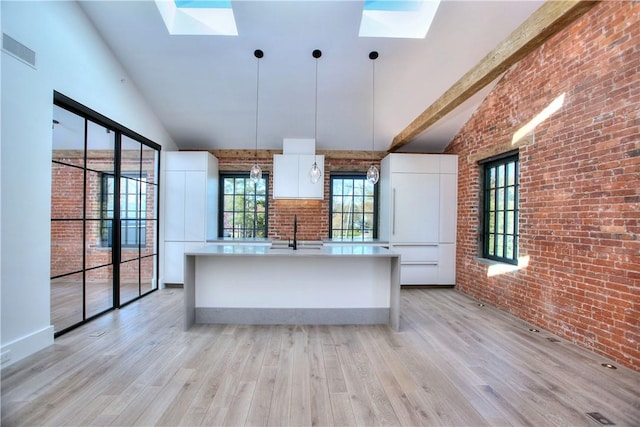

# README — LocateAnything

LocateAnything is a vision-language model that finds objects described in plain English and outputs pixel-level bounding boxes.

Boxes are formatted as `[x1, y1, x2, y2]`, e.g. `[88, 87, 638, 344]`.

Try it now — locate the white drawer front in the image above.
[392, 245, 438, 263]
[400, 264, 439, 285]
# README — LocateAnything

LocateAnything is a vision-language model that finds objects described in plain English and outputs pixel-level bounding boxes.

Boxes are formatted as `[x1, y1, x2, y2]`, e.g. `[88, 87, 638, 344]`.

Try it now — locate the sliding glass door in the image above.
[51, 98, 160, 336]
[51, 107, 106, 331]
[119, 136, 159, 305]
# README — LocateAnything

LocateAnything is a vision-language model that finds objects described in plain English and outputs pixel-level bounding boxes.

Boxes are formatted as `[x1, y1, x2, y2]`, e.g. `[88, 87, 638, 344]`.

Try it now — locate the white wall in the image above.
[0, 1, 178, 367]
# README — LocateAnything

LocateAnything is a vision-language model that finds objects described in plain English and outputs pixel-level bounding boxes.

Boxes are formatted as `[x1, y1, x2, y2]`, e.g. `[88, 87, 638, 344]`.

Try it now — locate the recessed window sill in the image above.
[475, 256, 530, 277]
[474, 257, 514, 266]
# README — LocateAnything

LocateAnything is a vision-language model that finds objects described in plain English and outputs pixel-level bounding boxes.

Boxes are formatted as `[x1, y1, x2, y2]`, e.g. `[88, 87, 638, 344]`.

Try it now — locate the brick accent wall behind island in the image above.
[444, 1, 639, 370]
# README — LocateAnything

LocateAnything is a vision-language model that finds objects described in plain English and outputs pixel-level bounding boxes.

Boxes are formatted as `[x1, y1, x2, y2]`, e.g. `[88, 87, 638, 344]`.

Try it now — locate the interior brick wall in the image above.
[444, 1, 639, 370]
[216, 152, 380, 241]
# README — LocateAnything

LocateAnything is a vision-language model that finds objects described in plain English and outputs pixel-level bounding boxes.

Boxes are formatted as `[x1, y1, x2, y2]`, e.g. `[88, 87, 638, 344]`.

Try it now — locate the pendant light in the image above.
[308, 49, 323, 184]
[366, 51, 380, 185]
[249, 49, 264, 183]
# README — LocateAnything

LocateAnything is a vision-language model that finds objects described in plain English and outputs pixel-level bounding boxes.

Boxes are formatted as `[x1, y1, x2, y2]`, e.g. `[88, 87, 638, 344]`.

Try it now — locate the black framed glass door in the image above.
[50, 95, 160, 336]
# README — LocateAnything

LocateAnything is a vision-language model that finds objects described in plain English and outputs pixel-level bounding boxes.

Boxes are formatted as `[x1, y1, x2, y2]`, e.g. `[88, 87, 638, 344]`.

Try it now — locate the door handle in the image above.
[392, 188, 396, 236]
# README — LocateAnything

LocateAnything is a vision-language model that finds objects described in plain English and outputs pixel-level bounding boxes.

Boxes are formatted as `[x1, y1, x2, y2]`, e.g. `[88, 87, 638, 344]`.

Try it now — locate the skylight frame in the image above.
[359, 0, 441, 39]
[154, 0, 238, 36]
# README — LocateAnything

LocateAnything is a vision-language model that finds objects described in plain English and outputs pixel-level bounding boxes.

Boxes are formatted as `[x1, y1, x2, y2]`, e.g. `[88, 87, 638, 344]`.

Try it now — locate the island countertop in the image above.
[186, 243, 398, 258]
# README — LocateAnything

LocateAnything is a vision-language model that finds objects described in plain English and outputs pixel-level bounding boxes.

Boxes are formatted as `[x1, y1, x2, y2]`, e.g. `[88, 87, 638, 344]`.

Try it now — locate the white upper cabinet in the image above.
[273, 155, 298, 198]
[273, 154, 324, 199]
[165, 151, 211, 171]
[386, 153, 440, 173]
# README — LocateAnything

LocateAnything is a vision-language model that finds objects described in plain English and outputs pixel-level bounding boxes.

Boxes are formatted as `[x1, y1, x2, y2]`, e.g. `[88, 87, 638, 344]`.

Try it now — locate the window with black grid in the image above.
[482, 152, 519, 264]
[330, 174, 377, 240]
[219, 173, 268, 238]
[101, 172, 147, 248]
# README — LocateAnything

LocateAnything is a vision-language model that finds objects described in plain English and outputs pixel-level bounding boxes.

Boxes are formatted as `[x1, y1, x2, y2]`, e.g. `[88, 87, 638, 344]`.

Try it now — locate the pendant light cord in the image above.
[371, 58, 375, 163]
[314, 56, 318, 141]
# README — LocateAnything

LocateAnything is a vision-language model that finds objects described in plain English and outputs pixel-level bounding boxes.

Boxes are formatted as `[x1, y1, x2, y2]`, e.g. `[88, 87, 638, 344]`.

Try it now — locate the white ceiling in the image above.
[78, 0, 543, 153]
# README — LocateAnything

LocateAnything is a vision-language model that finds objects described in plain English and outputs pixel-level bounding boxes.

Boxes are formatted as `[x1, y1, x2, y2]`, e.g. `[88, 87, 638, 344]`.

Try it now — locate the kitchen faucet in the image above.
[289, 214, 297, 250]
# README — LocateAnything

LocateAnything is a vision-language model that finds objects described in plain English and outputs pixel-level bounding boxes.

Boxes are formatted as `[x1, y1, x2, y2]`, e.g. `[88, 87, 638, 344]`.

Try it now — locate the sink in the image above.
[268, 241, 323, 254]
[267, 247, 322, 254]
[269, 240, 323, 251]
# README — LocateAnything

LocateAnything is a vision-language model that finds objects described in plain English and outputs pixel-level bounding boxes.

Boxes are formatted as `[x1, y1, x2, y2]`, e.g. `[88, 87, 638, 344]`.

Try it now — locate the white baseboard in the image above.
[0, 325, 54, 368]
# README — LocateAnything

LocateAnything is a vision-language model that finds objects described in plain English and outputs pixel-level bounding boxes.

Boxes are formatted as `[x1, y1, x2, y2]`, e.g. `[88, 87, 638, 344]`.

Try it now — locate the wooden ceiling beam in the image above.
[388, 0, 599, 153]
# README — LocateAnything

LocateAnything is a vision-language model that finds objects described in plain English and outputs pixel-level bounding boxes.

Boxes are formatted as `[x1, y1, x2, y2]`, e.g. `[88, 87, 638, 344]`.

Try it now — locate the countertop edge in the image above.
[185, 244, 399, 258]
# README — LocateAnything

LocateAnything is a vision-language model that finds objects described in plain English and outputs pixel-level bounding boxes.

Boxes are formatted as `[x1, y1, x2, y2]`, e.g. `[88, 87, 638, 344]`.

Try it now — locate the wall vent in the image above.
[2, 33, 36, 68]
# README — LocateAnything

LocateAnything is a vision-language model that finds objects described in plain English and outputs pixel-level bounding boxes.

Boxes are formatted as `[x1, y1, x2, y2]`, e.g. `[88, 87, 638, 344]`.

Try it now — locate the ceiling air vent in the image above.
[2, 33, 36, 68]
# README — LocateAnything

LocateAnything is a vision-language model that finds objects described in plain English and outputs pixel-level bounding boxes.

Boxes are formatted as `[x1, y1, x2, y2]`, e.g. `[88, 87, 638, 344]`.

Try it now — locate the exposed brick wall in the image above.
[445, 1, 639, 371]
[217, 152, 380, 241]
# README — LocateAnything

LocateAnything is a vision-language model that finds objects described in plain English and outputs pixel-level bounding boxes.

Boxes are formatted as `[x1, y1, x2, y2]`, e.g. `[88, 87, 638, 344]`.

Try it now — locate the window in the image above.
[101, 172, 147, 248]
[330, 174, 377, 240]
[481, 152, 519, 264]
[219, 173, 268, 238]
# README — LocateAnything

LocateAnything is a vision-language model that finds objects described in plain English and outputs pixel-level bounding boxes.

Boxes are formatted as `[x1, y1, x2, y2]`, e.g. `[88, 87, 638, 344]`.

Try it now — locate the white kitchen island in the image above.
[184, 244, 401, 331]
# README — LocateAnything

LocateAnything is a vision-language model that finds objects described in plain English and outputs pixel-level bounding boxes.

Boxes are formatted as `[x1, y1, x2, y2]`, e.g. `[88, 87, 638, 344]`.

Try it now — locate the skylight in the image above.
[359, 0, 441, 39]
[155, 0, 238, 36]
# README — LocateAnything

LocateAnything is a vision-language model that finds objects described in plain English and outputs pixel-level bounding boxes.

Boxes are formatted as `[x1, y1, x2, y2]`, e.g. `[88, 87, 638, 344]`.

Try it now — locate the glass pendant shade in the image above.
[366, 163, 379, 184]
[309, 161, 322, 184]
[250, 163, 262, 183]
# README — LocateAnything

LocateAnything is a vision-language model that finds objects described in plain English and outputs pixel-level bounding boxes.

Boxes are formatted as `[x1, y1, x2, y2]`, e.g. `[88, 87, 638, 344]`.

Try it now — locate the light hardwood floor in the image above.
[2, 288, 638, 426]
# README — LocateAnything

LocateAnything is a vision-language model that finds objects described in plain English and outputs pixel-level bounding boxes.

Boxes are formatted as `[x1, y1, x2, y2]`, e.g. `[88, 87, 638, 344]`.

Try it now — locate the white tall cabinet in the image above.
[379, 153, 458, 285]
[163, 152, 218, 284]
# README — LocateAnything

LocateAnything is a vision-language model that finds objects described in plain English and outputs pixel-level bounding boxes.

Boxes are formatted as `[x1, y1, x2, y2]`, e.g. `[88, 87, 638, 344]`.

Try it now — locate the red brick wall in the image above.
[217, 153, 379, 241]
[445, 1, 639, 371]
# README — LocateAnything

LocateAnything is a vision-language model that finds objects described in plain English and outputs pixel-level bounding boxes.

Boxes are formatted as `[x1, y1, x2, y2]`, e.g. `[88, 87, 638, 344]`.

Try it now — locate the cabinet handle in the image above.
[392, 188, 396, 236]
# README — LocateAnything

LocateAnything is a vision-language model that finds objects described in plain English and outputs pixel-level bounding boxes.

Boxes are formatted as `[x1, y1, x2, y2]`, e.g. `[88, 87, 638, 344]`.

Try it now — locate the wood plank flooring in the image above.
[2, 288, 639, 426]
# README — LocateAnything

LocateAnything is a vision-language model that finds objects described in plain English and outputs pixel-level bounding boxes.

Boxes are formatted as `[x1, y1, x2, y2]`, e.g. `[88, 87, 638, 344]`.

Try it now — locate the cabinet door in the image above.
[273, 155, 299, 199]
[164, 241, 184, 284]
[392, 173, 439, 243]
[184, 171, 206, 241]
[400, 264, 439, 285]
[164, 171, 185, 241]
[439, 173, 458, 243]
[389, 153, 440, 174]
[298, 155, 323, 199]
[165, 151, 207, 171]
[438, 243, 456, 284]
[164, 241, 206, 284]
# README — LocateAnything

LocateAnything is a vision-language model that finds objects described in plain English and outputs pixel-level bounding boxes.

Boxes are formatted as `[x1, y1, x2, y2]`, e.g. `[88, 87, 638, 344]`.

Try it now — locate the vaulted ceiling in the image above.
[78, 0, 544, 153]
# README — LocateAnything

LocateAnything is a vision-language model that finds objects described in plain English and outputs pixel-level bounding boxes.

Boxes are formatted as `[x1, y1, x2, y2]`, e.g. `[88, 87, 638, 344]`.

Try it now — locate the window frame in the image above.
[329, 173, 378, 241]
[480, 151, 519, 265]
[218, 172, 269, 239]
